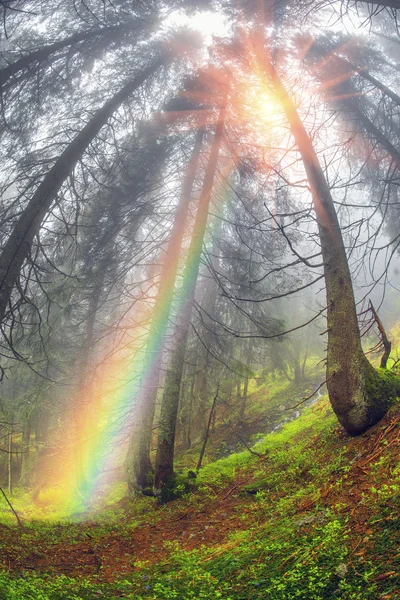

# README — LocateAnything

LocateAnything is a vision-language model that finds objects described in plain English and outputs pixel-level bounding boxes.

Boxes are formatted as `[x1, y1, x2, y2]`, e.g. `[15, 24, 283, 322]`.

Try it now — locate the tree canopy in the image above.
[0, 0, 399, 506]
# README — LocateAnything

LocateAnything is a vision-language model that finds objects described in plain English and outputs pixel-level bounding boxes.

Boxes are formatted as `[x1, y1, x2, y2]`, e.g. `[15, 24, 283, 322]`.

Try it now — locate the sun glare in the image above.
[255, 91, 282, 124]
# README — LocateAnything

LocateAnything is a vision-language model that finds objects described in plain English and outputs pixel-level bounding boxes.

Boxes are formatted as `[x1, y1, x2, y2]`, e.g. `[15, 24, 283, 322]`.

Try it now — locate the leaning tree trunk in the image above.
[265, 58, 400, 434]
[306, 47, 400, 167]
[336, 55, 400, 108]
[192, 228, 221, 441]
[342, 97, 400, 167]
[0, 25, 126, 88]
[0, 53, 171, 326]
[153, 88, 228, 498]
[126, 129, 204, 494]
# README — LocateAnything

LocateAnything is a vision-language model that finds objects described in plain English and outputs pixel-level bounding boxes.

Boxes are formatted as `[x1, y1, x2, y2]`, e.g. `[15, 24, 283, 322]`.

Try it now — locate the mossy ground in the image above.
[0, 349, 399, 599]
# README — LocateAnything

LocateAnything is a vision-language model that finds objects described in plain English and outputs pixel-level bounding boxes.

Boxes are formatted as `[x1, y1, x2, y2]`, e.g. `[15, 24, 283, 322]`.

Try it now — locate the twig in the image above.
[220, 480, 248, 501]
[234, 432, 264, 458]
[197, 383, 219, 471]
[367, 301, 392, 368]
[356, 465, 368, 475]
[285, 374, 334, 410]
[201, 482, 218, 496]
[0, 486, 23, 528]
[171, 508, 194, 522]
[319, 327, 331, 336]
[373, 572, 397, 582]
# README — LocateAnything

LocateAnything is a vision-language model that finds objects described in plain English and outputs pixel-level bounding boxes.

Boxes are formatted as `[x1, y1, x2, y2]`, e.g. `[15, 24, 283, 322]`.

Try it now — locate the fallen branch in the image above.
[373, 571, 397, 582]
[220, 480, 248, 501]
[171, 508, 194, 522]
[234, 432, 264, 458]
[0, 487, 23, 528]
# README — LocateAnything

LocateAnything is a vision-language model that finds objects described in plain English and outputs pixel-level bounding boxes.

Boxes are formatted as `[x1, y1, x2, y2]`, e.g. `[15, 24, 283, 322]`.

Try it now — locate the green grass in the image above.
[120, 398, 400, 599]
[1, 338, 400, 599]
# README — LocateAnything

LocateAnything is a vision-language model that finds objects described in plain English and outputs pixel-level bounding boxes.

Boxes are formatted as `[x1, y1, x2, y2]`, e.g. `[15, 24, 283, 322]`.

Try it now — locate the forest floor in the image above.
[0, 364, 400, 598]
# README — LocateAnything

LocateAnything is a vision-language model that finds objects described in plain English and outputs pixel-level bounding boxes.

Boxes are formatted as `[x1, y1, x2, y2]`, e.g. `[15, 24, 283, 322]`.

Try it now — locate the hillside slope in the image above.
[0, 389, 399, 599]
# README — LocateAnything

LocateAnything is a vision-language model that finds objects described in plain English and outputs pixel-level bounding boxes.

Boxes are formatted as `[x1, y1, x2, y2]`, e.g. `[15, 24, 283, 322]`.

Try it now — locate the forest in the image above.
[0, 0, 399, 598]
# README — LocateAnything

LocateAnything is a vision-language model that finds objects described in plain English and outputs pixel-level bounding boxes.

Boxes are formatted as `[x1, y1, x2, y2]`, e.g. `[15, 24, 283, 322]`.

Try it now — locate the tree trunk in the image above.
[369, 301, 392, 369]
[308, 49, 400, 166]
[196, 353, 210, 436]
[301, 328, 310, 380]
[74, 257, 111, 496]
[266, 59, 400, 434]
[236, 378, 242, 405]
[19, 419, 32, 487]
[344, 98, 400, 166]
[241, 376, 249, 420]
[192, 223, 221, 440]
[184, 369, 196, 449]
[0, 54, 170, 325]
[196, 385, 219, 471]
[153, 90, 228, 498]
[336, 55, 400, 108]
[126, 129, 204, 494]
[294, 354, 302, 385]
[0, 25, 126, 88]
[8, 421, 13, 495]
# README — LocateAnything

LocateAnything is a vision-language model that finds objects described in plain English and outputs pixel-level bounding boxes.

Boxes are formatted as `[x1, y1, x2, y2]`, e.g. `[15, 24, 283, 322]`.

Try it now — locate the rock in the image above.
[335, 564, 348, 579]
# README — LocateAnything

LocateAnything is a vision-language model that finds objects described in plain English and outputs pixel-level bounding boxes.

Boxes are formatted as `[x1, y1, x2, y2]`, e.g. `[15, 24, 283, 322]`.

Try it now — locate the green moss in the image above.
[364, 366, 400, 412]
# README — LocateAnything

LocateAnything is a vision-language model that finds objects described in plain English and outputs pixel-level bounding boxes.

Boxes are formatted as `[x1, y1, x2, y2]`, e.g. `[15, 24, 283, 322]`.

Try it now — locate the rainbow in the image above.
[34, 158, 234, 517]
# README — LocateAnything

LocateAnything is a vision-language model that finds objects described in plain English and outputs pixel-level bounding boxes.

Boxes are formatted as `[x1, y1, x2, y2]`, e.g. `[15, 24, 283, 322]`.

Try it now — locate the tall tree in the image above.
[0, 45, 181, 327]
[153, 83, 229, 498]
[126, 128, 204, 494]
[256, 44, 400, 434]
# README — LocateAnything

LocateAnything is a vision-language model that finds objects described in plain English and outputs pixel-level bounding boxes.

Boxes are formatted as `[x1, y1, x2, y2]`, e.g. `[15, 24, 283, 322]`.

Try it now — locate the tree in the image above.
[254, 39, 400, 434]
[126, 127, 204, 494]
[0, 42, 183, 326]
[0, 25, 133, 89]
[153, 82, 229, 498]
[0, 0, 399, 503]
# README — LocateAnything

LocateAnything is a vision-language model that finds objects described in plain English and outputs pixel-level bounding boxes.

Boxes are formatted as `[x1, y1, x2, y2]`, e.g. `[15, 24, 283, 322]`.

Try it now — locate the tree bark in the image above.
[0, 54, 169, 325]
[265, 58, 400, 434]
[153, 90, 228, 498]
[126, 129, 204, 494]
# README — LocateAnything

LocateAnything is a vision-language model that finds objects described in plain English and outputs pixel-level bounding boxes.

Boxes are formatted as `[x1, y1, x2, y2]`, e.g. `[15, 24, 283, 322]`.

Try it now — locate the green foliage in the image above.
[2, 362, 400, 599]
[120, 516, 375, 599]
[0, 573, 103, 600]
[159, 472, 197, 503]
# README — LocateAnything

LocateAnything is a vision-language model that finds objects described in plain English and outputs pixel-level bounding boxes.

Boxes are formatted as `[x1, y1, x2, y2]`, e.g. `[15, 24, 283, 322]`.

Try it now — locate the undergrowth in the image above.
[0, 345, 399, 599]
